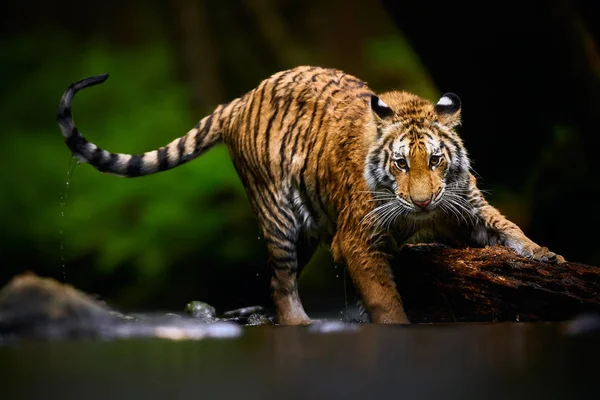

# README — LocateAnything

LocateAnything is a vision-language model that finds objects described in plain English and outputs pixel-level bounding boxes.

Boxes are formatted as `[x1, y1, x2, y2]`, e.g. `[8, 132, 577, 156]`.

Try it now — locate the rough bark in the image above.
[393, 244, 600, 323]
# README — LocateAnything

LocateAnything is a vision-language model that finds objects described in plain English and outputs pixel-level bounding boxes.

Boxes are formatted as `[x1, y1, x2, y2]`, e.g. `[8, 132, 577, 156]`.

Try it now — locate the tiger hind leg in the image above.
[260, 212, 311, 325]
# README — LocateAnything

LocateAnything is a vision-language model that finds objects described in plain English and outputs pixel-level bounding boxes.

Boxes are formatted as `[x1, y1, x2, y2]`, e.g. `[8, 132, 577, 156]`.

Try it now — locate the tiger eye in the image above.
[394, 159, 407, 170]
[430, 155, 441, 166]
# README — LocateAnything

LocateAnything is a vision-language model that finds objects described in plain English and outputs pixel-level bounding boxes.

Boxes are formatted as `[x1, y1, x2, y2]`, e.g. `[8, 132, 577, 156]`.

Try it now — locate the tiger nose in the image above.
[412, 198, 431, 209]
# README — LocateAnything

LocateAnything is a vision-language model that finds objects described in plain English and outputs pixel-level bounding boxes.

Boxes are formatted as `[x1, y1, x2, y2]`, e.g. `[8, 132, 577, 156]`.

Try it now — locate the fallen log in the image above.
[393, 244, 600, 323]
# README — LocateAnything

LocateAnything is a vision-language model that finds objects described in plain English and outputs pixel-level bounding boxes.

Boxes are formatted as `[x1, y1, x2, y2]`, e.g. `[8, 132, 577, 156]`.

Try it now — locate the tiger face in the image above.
[364, 90, 471, 222]
[390, 135, 448, 213]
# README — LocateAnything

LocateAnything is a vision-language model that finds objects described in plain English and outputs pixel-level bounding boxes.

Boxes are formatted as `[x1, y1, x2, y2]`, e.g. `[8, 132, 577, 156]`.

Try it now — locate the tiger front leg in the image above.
[332, 227, 409, 324]
[472, 194, 565, 263]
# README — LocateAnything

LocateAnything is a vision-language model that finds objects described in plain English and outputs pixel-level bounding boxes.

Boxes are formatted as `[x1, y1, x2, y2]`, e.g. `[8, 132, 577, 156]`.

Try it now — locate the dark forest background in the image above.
[1, 0, 599, 315]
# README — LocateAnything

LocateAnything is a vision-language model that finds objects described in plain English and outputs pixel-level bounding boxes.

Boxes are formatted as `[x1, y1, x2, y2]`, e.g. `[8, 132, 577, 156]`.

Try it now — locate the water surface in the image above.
[1, 322, 597, 399]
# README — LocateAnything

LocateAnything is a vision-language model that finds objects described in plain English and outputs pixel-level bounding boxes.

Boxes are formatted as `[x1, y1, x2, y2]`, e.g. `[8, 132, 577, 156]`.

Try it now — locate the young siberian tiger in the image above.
[57, 66, 564, 325]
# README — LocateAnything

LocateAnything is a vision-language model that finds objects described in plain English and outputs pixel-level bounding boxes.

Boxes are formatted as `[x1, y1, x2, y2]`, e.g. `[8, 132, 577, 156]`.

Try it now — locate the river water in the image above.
[1, 321, 597, 399]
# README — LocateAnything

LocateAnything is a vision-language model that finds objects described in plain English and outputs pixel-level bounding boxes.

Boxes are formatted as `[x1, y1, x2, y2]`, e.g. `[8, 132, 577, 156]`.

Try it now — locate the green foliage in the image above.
[0, 33, 255, 284]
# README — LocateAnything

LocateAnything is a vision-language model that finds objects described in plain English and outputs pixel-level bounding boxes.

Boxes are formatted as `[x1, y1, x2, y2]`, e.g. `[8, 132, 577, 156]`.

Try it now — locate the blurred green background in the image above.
[1, 0, 599, 314]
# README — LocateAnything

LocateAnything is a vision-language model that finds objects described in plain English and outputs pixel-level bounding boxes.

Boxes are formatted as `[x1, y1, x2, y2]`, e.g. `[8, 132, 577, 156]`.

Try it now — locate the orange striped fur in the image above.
[57, 66, 563, 325]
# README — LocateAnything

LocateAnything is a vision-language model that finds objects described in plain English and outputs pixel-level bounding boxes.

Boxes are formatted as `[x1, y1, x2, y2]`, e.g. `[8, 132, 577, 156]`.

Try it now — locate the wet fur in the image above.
[57, 66, 563, 325]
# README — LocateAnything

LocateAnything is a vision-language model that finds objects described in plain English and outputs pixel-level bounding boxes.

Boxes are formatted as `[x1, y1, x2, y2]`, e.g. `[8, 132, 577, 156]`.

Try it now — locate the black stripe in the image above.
[263, 70, 295, 182]
[271, 261, 297, 272]
[262, 100, 280, 180]
[157, 147, 169, 171]
[278, 98, 307, 181]
[127, 154, 143, 177]
[382, 149, 389, 168]
[65, 130, 86, 154]
[343, 77, 363, 86]
[89, 147, 104, 165]
[438, 131, 466, 174]
[369, 153, 380, 166]
[269, 254, 297, 265]
[264, 236, 296, 253]
[98, 153, 119, 172]
[277, 76, 322, 173]
[276, 84, 302, 131]
[272, 194, 296, 227]
[251, 82, 267, 178]
[289, 78, 331, 162]
[57, 107, 72, 124]
[437, 131, 462, 156]
[177, 136, 187, 162]
[261, 213, 290, 242]
[330, 94, 353, 120]
[300, 95, 336, 220]
[239, 90, 257, 167]
[195, 113, 213, 153]
[291, 100, 318, 156]
[248, 183, 293, 236]
[300, 77, 341, 161]
[226, 98, 243, 135]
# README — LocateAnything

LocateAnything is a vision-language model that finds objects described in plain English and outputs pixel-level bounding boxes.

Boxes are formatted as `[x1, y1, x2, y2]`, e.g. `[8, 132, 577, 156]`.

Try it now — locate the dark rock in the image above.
[245, 313, 272, 326]
[0, 272, 115, 339]
[0, 273, 242, 342]
[223, 305, 265, 319]
[184, 301, 217, 321]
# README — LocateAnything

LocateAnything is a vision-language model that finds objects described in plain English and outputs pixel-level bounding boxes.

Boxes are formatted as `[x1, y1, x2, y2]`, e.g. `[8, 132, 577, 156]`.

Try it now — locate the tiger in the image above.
[57, 65, 564, 325]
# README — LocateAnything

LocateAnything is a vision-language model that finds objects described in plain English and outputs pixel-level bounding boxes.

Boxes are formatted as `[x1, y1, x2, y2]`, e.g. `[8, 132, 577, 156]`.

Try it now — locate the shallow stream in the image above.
[2, 322, 597, 399]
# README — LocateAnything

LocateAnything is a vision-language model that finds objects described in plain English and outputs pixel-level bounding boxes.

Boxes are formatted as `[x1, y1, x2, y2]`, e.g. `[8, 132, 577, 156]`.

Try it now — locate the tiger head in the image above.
[364, 91, 471, 221]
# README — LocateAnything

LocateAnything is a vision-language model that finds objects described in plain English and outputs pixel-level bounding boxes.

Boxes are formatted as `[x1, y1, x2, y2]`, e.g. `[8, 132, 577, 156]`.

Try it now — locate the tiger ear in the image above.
[370, 95, 393, 119]
[435, 92, 461, 127]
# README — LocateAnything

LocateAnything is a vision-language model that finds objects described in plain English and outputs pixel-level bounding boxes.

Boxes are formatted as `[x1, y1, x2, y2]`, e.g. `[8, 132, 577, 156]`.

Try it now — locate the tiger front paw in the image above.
[519, 243, 565, 263]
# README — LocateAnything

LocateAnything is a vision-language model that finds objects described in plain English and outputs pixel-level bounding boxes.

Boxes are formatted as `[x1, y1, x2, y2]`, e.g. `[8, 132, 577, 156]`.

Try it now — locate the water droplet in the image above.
[59, 157, 80, 283]
[336, 274, 339, 278]
[256, 273, 259, 277]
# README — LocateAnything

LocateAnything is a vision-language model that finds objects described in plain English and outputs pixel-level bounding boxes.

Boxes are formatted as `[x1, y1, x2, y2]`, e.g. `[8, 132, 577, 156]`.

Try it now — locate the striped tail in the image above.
[57, 74, 229, 177]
